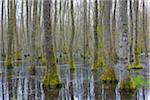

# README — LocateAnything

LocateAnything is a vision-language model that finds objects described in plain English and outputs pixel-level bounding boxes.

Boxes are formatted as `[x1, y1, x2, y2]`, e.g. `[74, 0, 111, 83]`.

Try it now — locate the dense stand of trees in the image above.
[0, 0, 149, 89]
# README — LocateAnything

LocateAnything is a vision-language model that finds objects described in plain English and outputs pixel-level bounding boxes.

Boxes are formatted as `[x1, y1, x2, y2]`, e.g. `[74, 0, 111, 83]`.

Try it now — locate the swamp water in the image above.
[0, 61, 149, 100]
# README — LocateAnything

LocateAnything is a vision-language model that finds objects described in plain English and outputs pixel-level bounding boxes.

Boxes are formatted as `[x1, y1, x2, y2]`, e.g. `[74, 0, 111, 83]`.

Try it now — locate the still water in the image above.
[0, 62, 149, 100]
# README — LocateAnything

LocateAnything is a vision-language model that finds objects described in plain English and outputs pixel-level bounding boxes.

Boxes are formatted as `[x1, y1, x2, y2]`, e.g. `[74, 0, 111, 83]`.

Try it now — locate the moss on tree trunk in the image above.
[43, 0, 61, 88]
[6, 55, 13, 69]
[43, 64, 61, 88]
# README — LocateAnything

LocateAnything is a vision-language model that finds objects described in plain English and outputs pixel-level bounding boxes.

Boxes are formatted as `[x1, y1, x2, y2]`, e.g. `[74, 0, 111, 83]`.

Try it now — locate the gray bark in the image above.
[133, 0, 139, 64]
[31, 0, 38, 68]
[103, 0, 111, 66]
[83, 0, 88, 64]
[129, 0, 134, 62]
[93, 0, 99, 69]
[69, 0, 75, 69]
[7, 0, 15, 64]
[43, 0, 57, 69]
[142, 0, 148, 57]
[1, 0, 5, 60]
[118, 0, 129, 81]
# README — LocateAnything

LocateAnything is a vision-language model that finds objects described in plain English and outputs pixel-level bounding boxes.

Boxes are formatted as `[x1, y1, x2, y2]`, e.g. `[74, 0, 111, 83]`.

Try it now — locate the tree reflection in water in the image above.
[0, 63, 149, 100]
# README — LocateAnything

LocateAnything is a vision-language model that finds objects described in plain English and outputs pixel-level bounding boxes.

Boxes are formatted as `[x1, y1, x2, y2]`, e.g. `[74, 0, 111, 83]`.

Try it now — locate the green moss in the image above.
[28, 56, 32, 63]
[63, 47, 67, 54]
[41, 56, 46, 65]
[99, 56, 105, 67]
[101, 67, 117, 82]
[43, 68, 61, 88]
[120, 76, 136, 90]
[144, 79, 150, 86]
[6, 55, 13, 69]
[43, 73, 59, 86]
[132, 63, 143, 69]
[12, 49, 22, 60]
[70, 54, 74, 70]
[92, 63, 99, 70]
[135, 48, 140, 64]
[15, 51, 22, 60]
[29, 66, 36, 75]
[133, 75, 143, 87]
[127, 64, 131, 70]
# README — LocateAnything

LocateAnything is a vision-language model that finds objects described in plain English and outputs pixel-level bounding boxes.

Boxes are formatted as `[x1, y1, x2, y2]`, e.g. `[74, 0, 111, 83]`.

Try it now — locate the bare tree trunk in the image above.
[21, 0, 25, 53]
[1, 0, 5, 61]
[133, 0, 139, 65]
[103, 0, 111, 66]
[129, 0, 134, 63]
[69, 0, 75, 70]
[118, 0, 129, 81]
[26, 0, 29, 52]
[111, 0, 117, 63]
[92, 0, 99, 70]
[6, 0, 15, 68]
[83, 0, 88, 64]
[142, 0, 148, 57]
[43, 0, 60, 87]
[53, 0, 57, 53]
[30, 0, 38, 74]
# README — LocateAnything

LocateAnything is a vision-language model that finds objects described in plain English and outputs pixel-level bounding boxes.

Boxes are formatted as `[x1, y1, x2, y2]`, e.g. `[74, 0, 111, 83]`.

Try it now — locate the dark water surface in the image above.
[0, 61, 149, 100]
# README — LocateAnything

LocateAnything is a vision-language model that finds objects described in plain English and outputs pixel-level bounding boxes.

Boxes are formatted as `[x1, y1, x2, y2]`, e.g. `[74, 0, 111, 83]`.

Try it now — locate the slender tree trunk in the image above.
[69, 0, 75, 70]
[1, 0, 5, 61]
[43, 0, 59, 87]
[111, 0, 117, 63]
[26, 0, 29, 52]
[133, 0, 139, 65]
[6, 0, 15, 68]
[53, 0, 57, 53]
[83, 0, 88, 64]
[14, 0, 19, 60]
[118, 0, 129, 81]
[142, 0, 148, 57]
[103, 0, 111, 66]
[30, 0, 38, 74]
[21, 0, 25, 53]
[129, 0, 134, 62]
[92, 0, 99, 70]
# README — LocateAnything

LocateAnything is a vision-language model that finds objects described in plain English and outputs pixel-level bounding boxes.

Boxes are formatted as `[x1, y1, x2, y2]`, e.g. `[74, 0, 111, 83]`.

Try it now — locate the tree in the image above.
[6, 0, 15, 68]
[129, 0, 134, 63]
[142, 0, 148, 57]
[133, 0, 140, 66]
[29, 0, 38, 74]
[103, 0, 112, 66]
[92, 0, 99, 70]
[118, 0, 136, 90]
[69, 0, 75, 70]
[26, 0, 29, 52]
[83, 0, 88, 64]
[43, 0, 60, 87]
[53, 0, 58, 53]
[0, 0, 5, 61]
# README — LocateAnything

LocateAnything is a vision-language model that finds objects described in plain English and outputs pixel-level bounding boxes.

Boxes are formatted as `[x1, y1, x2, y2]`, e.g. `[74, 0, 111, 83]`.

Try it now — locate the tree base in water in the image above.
[101, 67, 117, 82]
[43, 83, 63, 89]
[92, 63, 99, 70]
[120, 76, 136, 91]
[29, 66, 36, 75]
[131, 63, 143, 69]
[6, 56, 13, 69]
[41, 56, 46, 65]
[43, 71, 62, 89]
[70, 57, 75, 70]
